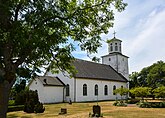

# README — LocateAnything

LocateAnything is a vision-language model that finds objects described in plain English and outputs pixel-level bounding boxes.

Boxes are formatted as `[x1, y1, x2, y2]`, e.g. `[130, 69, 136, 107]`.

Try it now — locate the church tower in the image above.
[101, 32, 129, 81]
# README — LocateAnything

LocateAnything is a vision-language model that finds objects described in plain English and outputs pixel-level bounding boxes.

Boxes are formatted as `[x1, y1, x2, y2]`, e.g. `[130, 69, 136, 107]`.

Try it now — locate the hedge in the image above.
[139, 102, 165, 108]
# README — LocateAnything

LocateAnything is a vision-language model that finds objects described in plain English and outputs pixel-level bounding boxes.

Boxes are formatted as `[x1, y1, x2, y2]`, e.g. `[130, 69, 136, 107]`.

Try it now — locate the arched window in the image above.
[121, 85, 123, 88]
[119, 44, 121, 52]
[110, 43, 113, 51]
[113, 85, 116, 95]
[95, 84, 98, 96]
[66, 84, 70, 96]
[104, 85, 108, 95]
[115, 43, 118, 51]
[83, 84, 87, 96]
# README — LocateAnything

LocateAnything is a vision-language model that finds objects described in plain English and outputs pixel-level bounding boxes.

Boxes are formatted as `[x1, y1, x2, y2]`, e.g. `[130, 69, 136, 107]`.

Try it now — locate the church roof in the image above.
[38, 76, 65, 86]
[107, 37, 122, 43]
[73, 59, 127, 82]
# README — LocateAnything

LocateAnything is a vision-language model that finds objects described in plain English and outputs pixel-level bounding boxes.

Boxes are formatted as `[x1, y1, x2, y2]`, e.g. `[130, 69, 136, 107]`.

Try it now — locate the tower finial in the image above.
[113, 31, 116, 38]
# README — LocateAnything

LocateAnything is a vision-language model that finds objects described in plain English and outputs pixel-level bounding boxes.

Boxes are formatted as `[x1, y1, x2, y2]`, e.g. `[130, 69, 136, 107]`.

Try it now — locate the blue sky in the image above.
[72, 0, 165, 74]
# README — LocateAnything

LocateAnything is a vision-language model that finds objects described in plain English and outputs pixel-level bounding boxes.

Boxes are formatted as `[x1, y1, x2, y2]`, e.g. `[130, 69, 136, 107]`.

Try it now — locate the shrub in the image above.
[113, 100, 127, 107]
[139, 102, 165, 108]
[15, 90, 26, 105]
[8, 100, 15, 106]
[34, 102, 45, 113]
[14, 89, 45, 113]
[24, 100, 35, 113]
[113, 101, 119, 106]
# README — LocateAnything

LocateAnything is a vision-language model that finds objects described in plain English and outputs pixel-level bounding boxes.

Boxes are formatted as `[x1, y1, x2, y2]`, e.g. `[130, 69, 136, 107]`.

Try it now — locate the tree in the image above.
[114, 87, 129, 100]
[147, 61, 165, 88]
[14, 79, 26, 93]
[129, 72, 140, 89]
[129, 61, 165, 89]
[0, 0, 127, 117]
[130, 87, 151, 101]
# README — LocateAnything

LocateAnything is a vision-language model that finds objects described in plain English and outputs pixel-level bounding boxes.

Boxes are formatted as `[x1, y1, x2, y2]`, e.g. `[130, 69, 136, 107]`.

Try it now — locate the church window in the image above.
[110, 43, 113, 51]
[66, 84, 70, 96]
[113, 85, 116, 95]
[83, 84, 87, 96]
[115, 43, 118, 51]
[95, 84, 98, 96]
[104, 85, 108, 95]
[121, 85, 123, 88]
[119, 44, 121, 52]
[109, 58, 111, 61]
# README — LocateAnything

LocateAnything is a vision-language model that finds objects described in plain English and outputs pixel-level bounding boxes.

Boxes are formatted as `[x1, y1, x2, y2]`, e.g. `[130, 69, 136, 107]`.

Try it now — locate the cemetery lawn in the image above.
[7, 101, 165, 118]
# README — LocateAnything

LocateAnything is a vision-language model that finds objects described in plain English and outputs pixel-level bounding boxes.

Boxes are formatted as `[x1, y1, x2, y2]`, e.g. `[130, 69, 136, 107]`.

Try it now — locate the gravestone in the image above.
[59, 108, 67, 115]
[92, 105, 101, 117]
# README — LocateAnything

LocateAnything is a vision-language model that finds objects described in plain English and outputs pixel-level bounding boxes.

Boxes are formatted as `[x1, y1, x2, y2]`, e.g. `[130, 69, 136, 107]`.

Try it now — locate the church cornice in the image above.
[101, 52, 129, 58]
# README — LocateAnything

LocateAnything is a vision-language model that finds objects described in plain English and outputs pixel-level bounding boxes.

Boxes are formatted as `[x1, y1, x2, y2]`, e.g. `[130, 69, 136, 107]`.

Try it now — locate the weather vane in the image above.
[113, 31, 116, 38]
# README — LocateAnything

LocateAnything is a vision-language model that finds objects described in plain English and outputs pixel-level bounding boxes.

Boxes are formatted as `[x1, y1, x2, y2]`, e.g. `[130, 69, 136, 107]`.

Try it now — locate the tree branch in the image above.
[14, 3, 22, 21]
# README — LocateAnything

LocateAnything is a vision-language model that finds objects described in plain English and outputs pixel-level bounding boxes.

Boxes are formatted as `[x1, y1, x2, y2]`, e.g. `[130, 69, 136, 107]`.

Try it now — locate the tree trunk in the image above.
[0, 80, 11, 118]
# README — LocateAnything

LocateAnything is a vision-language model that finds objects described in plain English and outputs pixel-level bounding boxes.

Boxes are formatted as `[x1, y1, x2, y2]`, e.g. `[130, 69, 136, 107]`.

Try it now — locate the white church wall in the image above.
[102, 55, 129, 80]
[42, 86, 64, 103]
[117, 55, 129, 80]
[75, 78, 127, 102]
[102, 55, 117, 70]
[45, 71, 75, 102]
[29, 78, 45, 103]
[29, 78, 64, 103]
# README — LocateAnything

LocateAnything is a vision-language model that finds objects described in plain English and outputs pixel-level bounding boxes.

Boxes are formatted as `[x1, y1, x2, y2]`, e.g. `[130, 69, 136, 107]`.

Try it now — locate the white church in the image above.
[29, 36, 129, 103]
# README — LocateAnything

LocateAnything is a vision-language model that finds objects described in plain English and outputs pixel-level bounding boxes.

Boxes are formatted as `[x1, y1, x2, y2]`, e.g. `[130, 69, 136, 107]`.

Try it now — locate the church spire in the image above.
[107, 32, 122, 54]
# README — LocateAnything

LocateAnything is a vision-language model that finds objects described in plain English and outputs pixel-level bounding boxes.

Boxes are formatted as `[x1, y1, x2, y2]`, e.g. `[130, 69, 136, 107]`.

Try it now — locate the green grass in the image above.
[7, 101, 165, 118]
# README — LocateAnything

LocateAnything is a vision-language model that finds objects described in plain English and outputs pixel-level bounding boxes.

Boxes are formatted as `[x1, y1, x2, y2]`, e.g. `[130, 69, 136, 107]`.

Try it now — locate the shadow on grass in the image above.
[8, 114, 32, 118]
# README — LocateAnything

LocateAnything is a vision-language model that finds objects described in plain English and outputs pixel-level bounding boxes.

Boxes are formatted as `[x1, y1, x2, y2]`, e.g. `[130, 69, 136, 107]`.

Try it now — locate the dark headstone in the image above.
[93, 105, 101, 117]
[59, 108, 67, 114]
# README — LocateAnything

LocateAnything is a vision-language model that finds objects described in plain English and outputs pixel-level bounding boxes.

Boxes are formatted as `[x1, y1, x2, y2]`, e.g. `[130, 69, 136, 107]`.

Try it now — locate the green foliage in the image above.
[24, 100, 35, 113]
[34, 102, 45, 113]
[139, 102, 165, 108]
[15, 90, 26, 105]
[0, 0, 127, 83]
[153, 86, 165, 99]
[130, 87, 151, 100]
[14, 79, 26, 93]
[7, 105, 24, 112]
[114, 87, 129, 99]
[113, 100, 127, 107]
[129, 61, 165, 89]
[21, 89, 45, 113]
[8, 100, 15, 106]
[129, 72, 140, 89]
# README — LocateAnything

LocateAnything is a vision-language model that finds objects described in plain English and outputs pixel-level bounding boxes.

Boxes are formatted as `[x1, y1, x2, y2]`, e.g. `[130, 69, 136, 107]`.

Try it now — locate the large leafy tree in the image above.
[129, 61, 165, 89]
[0, 0, 127, 117]
[147, 61, 165, 88]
